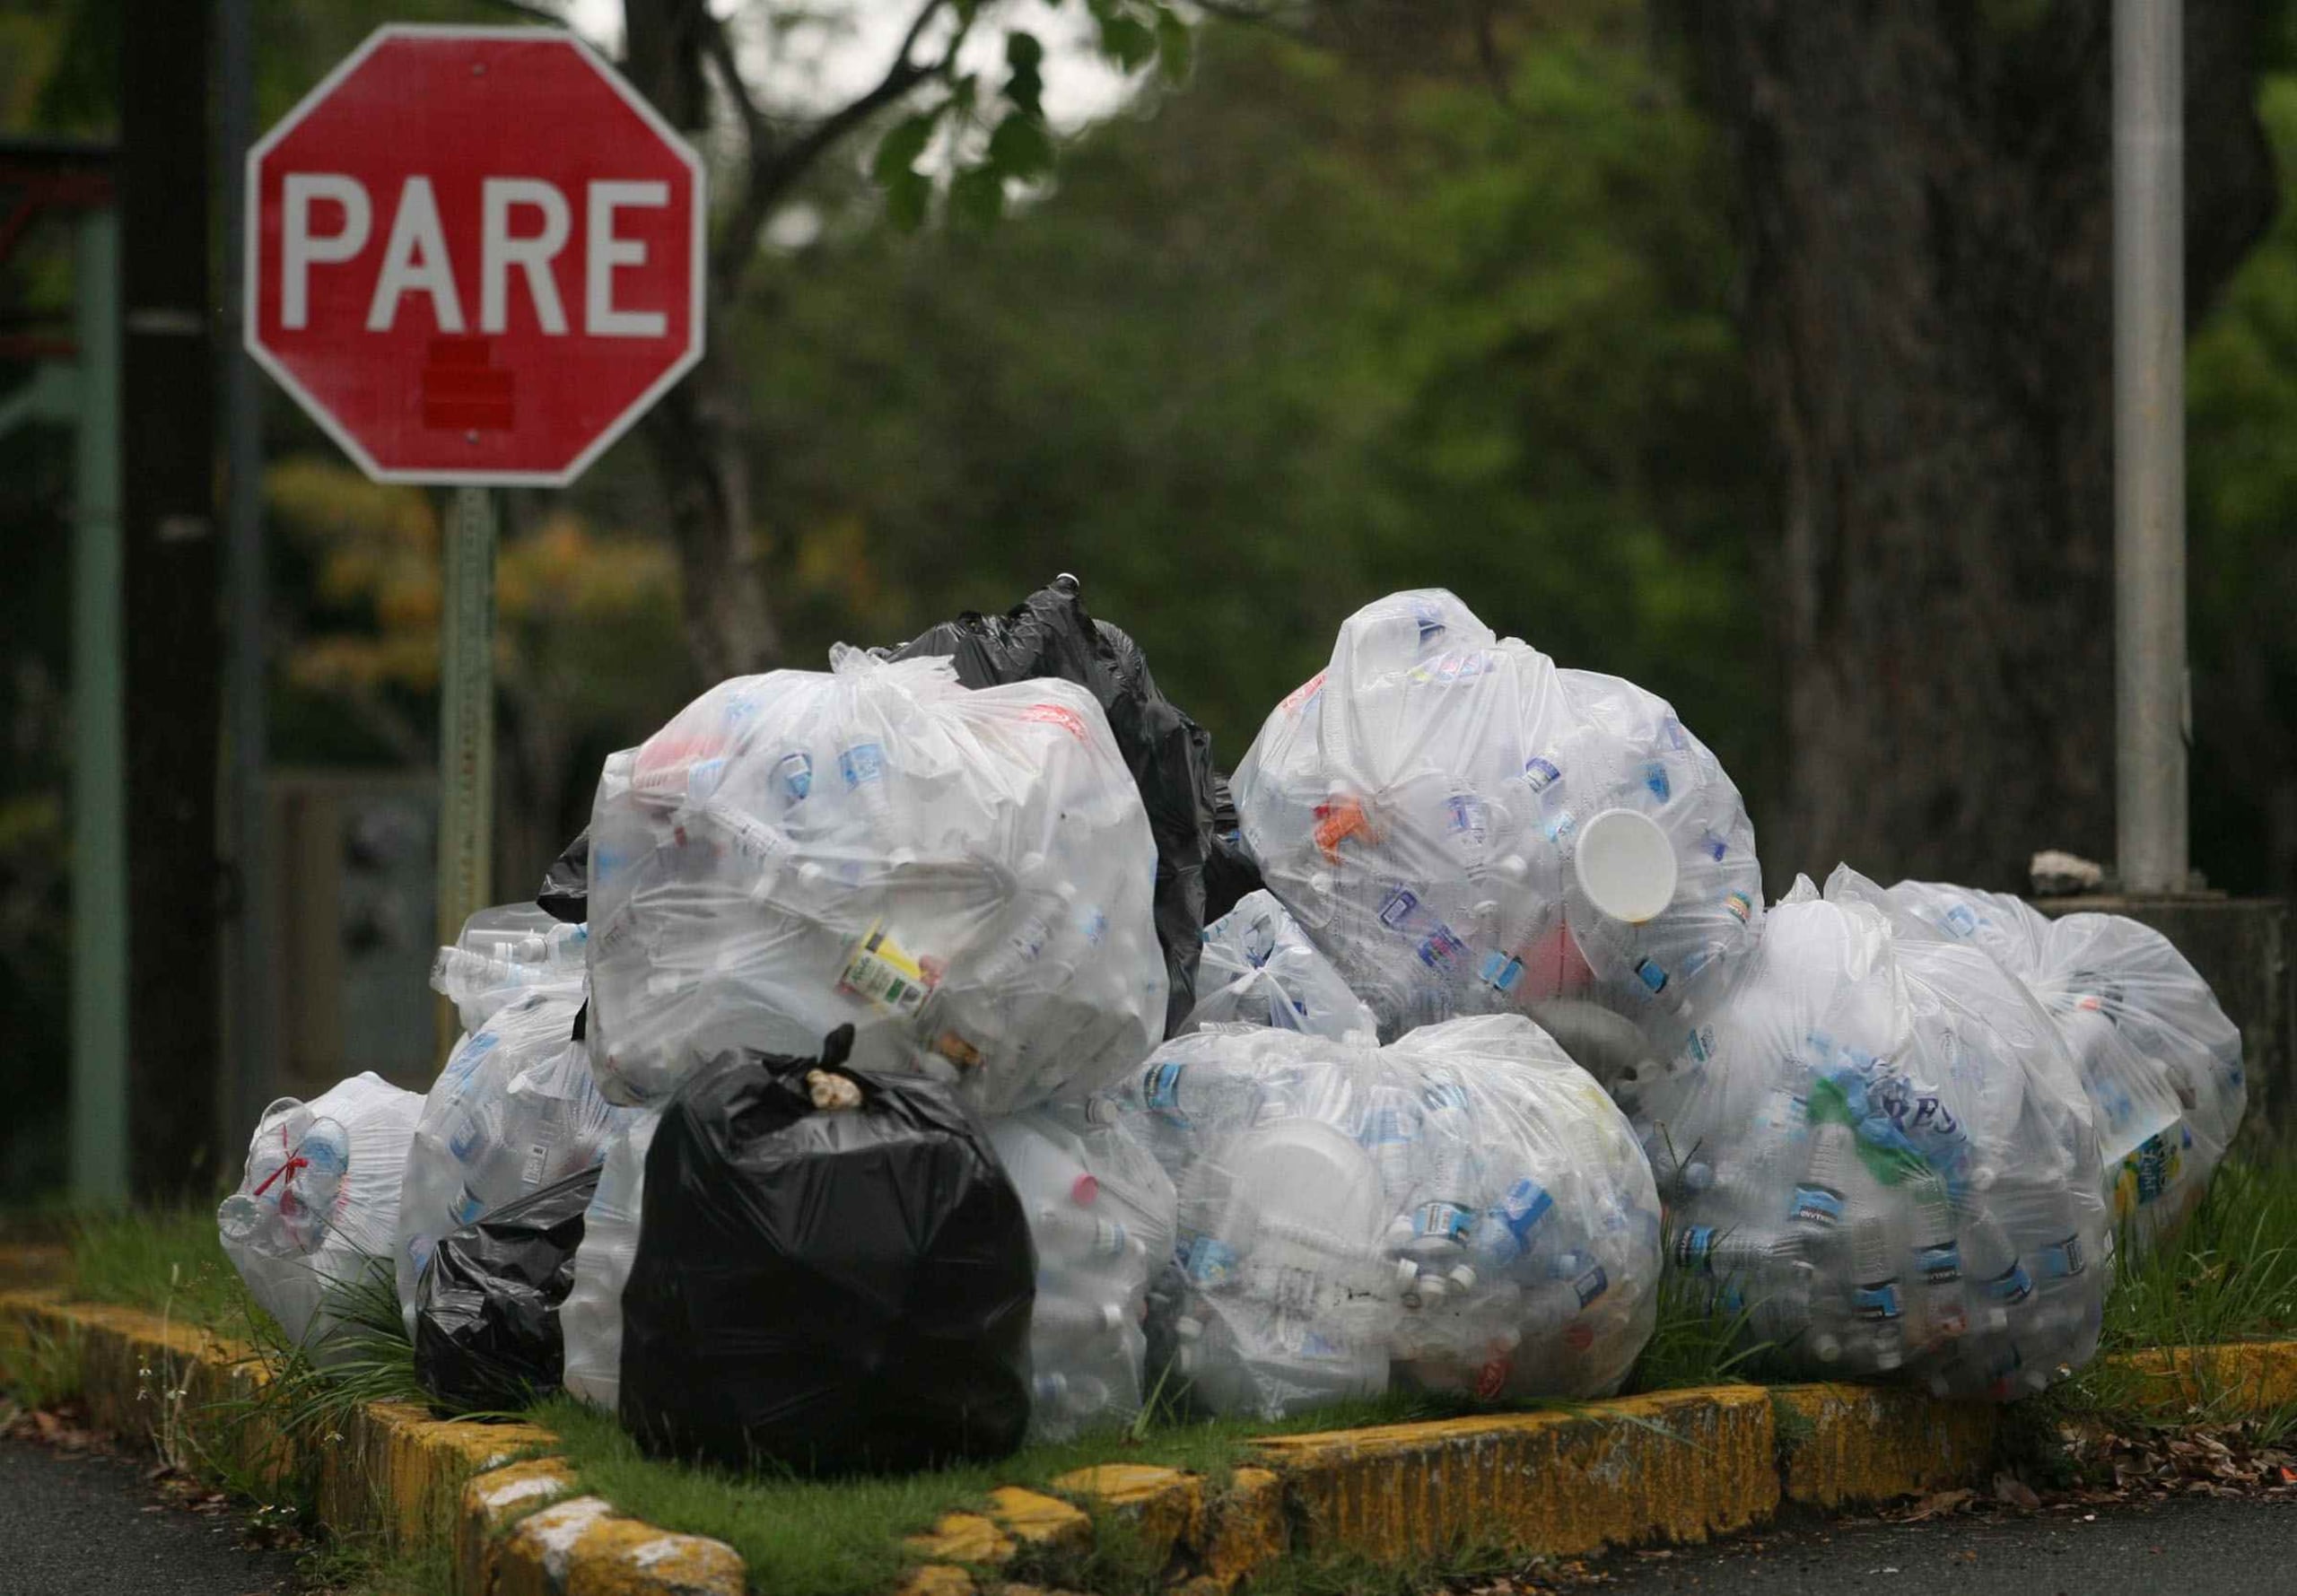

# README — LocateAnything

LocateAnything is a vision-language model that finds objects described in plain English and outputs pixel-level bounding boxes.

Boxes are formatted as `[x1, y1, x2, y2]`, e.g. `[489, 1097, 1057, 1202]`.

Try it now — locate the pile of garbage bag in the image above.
[987, 1104, 1177, 1441]
[213, 569, 2263, 1468]
[1103, 1015, 1660, 1417]
[1183, 888, 1377, 1041]
[886, 575, 1224, 1036]
[616, 1026, 1037, 1475]
[582, 648, 1166, 1115]
[218, 1072, 420, 1363]
[1852, 875, 2244, 1254]
[1616, 875, 2111, 1399]
[397, 906, 633, 1334]
[412, 1165, 598, 1412]
[1232, 590, 1762, 1044]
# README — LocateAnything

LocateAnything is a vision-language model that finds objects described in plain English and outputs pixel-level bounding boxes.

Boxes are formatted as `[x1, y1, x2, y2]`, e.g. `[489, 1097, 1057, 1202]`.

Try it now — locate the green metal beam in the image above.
[70, 205, 127, 1208]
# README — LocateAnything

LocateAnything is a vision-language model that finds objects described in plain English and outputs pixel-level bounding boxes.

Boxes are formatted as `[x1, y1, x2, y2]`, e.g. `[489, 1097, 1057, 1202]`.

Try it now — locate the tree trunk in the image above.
[1678, 0, 2275, 891]
[623, 0, 783, 685]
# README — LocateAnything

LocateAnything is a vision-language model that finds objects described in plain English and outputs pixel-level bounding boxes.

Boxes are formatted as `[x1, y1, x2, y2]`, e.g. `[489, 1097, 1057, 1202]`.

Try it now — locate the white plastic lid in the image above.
[1574, 808, 1678, 923]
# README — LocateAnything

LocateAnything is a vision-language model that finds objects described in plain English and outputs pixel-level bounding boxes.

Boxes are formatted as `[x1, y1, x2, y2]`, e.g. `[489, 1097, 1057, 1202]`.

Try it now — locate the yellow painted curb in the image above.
[0, 1288, 741, 1596]
[1771, 1384, 1999, 1508]
[1249, 1385, 1778, 1562]
[2109, 1340, 2297, 1414]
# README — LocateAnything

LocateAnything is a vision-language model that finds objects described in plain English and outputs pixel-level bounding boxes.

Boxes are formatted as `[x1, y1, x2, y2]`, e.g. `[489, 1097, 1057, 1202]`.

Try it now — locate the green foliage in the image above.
[2187, 71, 2297, 898]
[735, 7, 1775, 815]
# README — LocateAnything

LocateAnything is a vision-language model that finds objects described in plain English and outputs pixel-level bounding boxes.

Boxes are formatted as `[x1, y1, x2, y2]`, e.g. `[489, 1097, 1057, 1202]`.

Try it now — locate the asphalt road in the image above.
[1582, 1495, 2297, 1595]
[0, 1435, 304, 1596]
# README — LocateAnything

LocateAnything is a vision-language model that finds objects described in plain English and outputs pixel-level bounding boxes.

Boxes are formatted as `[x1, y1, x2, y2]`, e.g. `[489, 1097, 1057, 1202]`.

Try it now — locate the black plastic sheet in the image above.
[536, 829, 589, 923]
[887, 575, 1222, 1036]
[617, 1025, 1035, 1476]
[413, 1164, 598, 1415]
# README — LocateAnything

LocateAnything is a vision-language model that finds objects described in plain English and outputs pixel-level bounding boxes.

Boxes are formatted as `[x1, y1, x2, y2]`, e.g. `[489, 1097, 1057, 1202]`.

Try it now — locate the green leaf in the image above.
[871, 110, 939, 185]
[1097, 13, 1156, 72]
[883, 167, 931, 231]
[986, 114, 1055, 179]
[949, 165, 1006, 226]
[1154, 9, 1191, 83]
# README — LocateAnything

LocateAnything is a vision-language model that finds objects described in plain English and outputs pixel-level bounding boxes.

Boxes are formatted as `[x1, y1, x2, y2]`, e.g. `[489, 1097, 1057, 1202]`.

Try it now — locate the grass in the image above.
[13, 1156, 2297, 1596]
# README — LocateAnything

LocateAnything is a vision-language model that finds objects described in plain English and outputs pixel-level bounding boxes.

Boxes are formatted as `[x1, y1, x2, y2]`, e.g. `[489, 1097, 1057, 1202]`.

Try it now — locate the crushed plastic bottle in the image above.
[218, 1072, 420, 1364]
[1844, 873, 2243, 1257]
[986, 1103, 1176, 1441]
[1103, 1014, 1660, 1419]
[1624, 875, 2111, 1399]
[1231, 590, 1762, 1046]
[583, 649, 1166, 1115]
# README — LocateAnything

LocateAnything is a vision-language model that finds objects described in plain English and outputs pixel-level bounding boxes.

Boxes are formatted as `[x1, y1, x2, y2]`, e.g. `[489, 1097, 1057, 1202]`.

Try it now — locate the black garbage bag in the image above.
[1202, 768, 1262, 923]
[536, 829, 590, 923]
[413, 1164, 599, 1415]
[887, 575, 1220, 1036]
[618, 1025, 1035, 1476]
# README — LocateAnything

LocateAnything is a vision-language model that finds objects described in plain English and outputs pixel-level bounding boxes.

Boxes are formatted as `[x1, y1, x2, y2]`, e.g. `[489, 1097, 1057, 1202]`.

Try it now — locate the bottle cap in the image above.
[1070, 1173, 1100, 1207]
[1574, 808, 1678, 924]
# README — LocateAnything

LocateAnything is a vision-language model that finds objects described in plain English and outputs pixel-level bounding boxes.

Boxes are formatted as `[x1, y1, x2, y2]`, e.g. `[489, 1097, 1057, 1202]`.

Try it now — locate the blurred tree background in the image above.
[3, 0, 2293, 1194]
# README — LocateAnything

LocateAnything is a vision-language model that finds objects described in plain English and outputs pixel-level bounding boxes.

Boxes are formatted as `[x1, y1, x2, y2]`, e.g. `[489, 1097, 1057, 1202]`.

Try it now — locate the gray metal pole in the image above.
[2114, 0, 2189, 894]
[435, 485, 498, 1010]
[218, 0, 274, 1148]
[71, 206, 127, 1208]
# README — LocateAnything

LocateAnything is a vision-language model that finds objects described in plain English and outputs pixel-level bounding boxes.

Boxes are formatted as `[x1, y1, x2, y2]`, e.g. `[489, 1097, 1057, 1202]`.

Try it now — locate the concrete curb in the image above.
[0, 1288, 741, 1595]
[6, 1277, 2296, 1595]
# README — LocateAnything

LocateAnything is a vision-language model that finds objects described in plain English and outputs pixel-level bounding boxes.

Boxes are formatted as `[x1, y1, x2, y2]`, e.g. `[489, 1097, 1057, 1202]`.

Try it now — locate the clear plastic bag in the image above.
[558, 1107, 659, 1413]
[1851, 874, 2243, 1255]
[986, 1104, 1177, 1441]
[218, 1072, 420, 1362]
[1232, 590, 1761, 1044]
[584, 649, 1166, 1114]
[1620, 876, 2110, 1400]
[397, 909, 634, 1333]
[1183, 889, 1378, 1041]
[1102, 1015, 1660, 1418]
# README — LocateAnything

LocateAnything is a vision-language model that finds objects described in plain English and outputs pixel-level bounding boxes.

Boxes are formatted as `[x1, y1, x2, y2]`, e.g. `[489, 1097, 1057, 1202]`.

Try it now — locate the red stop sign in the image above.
[246, 27, 704, 485]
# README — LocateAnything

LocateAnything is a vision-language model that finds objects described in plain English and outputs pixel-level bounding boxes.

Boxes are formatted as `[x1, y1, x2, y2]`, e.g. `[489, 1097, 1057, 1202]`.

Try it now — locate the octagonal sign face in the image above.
[247, 27, 704, 485]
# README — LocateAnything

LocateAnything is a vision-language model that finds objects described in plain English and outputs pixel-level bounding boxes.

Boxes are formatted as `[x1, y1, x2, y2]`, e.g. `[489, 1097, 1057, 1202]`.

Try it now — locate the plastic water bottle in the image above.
[1909, 1174, 1967, 1346]
[1791, 1121, 1856, 1232]
[1850, 1215, 1905, 1371]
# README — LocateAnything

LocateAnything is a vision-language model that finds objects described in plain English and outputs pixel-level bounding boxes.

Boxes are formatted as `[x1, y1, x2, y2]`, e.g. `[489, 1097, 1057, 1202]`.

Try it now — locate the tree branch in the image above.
[707, 0, 956, 292]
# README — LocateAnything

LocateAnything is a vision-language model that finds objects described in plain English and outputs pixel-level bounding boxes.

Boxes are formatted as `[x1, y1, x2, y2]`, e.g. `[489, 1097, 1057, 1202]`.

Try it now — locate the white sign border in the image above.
[243, 23, 708, 488]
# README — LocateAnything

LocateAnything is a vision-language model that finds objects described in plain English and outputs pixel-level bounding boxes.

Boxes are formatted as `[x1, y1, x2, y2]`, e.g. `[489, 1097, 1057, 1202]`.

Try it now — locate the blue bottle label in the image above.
[1981, 1261, 2034, 1304]
[2038, 1234, 2086, 1279]
[1572, 1265, 1610, 1308]
[775, 752, 813, 801]
[838, 742, 885, 789]
[1412, 1201, 1474, 1243]
[1916, 1242, 1962, 1284]
[1790, 1182, 1845, 1226]
[1524, 756, 1562, 791]
[1183, 1234, 1238, 1287]
[1853, 1281, 1903, 1321]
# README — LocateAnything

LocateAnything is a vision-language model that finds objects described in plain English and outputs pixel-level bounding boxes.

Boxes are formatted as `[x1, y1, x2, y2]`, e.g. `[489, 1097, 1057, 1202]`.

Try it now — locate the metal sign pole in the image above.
[2113, 0, 2188, 894]
[435, 484, 497, 986]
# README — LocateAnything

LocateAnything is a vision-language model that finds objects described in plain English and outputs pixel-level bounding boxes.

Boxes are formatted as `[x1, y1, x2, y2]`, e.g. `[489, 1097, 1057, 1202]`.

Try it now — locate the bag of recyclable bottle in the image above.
[1183, 889, 1379, 1041]
[1847, 872, 2243, 1255]
[558, 1109, 659, 1414]
[618, 1026, 1035, 1475]
[413, 1165, 598, 1414]
[1102, 1015, 1660, 1418]
[584, 648, 1166, 1114]
[1620, 877, 2110, 1400]
[1232, 590, 1762, 1045]
[397, 908, 633, 1334]
[986, 1104, 1176, 1441]
[219, 1072, 421, 1363]
[888, 575, 1223, 1038]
